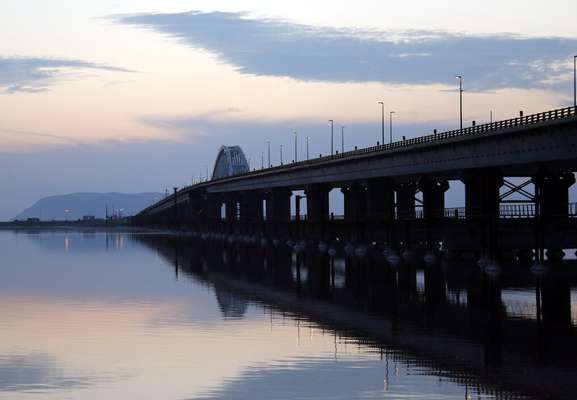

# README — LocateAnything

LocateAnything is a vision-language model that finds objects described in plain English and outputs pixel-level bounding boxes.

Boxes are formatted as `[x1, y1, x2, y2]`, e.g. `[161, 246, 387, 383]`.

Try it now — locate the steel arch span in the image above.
[211, 146, 250, 180]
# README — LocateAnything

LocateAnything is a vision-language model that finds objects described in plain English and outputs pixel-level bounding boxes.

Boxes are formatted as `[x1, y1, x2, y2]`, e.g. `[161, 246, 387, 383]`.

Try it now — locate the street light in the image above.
[267, 141, 271, 167]
[378, 101, 385, 144]
[456, 75, 463, 130]
[329, 119, 334, 155]
[573, 55, 576, 107]
[306, 136, 310, 160]
[280, 144, 283, 165]
[389, 111, 395, 144]
[294, 131, 298, 162]
[341, 126, 345, 153]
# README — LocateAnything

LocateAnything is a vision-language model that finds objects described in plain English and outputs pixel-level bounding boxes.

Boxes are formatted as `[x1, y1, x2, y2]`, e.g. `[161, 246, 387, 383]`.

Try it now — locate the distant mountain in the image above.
[14, 192, 164, 221]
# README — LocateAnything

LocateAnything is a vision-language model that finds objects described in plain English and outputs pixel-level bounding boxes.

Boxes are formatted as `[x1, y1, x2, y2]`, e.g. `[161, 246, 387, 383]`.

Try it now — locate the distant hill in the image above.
[14, 192, 164, 221]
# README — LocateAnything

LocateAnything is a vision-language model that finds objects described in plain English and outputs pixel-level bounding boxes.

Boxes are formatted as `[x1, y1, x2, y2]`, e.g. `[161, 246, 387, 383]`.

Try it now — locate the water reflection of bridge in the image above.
[134, 233, 577, 400]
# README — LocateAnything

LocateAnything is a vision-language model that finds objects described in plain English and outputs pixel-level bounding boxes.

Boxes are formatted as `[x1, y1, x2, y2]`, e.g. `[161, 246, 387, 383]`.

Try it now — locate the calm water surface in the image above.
[1, 230, 576, 399]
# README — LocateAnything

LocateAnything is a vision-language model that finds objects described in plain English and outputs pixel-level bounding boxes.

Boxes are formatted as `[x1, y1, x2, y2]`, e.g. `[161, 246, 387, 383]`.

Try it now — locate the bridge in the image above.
[133, 106, 577, 259]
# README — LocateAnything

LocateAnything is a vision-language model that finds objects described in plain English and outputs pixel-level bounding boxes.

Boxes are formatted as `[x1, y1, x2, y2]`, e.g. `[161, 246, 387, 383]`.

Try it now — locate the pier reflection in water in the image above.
[0, 230, 576, 399]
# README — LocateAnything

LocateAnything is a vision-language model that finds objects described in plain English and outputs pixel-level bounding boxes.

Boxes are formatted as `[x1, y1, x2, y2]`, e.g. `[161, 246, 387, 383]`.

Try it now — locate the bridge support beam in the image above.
[462, 169, 502, 218]
[267, 188, 291, 223]
[534, 172, 575, 218]
[224, 197, 238, 223]
[240, 191, 263, 226]
[306, 184, 330, 222]
[342, 183, 367, 223]
[396, 183, 416, 220]
[306, 184, 330, 239]
[204, 194, 222, 225]
[366, 178, 395, 222]
[421, 179, 449, 219]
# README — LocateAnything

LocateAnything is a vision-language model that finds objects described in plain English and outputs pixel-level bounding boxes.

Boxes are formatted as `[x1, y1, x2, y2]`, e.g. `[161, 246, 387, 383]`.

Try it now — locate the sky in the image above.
[1, 0, 577, 219]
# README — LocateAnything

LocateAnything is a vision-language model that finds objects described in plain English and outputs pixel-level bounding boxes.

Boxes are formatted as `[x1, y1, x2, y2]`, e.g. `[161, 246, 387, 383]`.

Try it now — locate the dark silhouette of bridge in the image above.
[134, 106, 577, 260]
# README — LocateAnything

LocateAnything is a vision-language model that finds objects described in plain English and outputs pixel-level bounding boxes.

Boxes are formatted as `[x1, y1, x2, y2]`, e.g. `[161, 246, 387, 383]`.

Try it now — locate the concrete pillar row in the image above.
[533, 172, 575, 217]
[462, 169, 503, 218]
[420, 179, 449, 219]
[305, 184, 330, 223]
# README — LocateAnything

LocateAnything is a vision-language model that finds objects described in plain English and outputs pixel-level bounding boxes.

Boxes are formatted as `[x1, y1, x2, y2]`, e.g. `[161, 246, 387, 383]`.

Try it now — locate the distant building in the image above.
[26, 218, 40, 223]
[82, 215, 96, 221]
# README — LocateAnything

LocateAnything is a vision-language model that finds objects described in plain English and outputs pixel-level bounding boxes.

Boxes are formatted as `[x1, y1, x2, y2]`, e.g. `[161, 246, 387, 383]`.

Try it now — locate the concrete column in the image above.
[342, 183, 368, 222]
[396, 183, 416, 220]
[366, 178, 395, 221]
[267, 188, 291, 223]
[534, 172, 575, 217]
[224, 197, 237, 222]
[239, 191, 263, 223]
[306, 184, 330, 223]
[421, 179, 449, 219]
[462, 169, 502, 218]
[204, 194, 222, 222]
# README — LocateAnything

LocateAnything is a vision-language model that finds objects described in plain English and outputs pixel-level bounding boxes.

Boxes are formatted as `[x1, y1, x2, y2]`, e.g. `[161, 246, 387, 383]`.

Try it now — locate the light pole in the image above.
[280, 144, 283, 165]
[306, 136, 310, 160]
[267, 141, 271, 167]
[294, 131, 298, 162]
[378, 101, 385, 144]
[456, 75, 463, 130]
[341, 126, 345, 153]
[389, 111, 395, 144]
[329, 119, 334, 155]
[573, 55, 576, 107]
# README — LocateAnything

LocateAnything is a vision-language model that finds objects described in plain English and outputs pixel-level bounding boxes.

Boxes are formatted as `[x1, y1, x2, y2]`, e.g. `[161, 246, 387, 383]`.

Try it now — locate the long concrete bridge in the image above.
[133, 106, 577, 259]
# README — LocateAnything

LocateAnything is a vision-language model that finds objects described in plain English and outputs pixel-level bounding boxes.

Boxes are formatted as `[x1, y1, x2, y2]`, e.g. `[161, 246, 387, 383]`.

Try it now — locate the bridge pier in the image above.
[533, 171, 575, 258]
[204, 194, 222, 228]
[266, 188, 291, 237]
[342, 183, 368, 241]
[421, 179, 449, 250]
[306, 184, 330, 240]
[367, 178, 395, 244]
[240, 191, 263, 233]
[462, 169, 503, 257]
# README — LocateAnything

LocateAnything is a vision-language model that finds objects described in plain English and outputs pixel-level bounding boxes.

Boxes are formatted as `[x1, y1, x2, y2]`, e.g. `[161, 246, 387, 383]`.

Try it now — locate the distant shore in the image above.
[0, 219, 132, 230]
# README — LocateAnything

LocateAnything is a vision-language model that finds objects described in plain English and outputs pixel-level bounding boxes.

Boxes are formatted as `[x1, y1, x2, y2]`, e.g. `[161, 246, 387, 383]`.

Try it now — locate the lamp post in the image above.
[306, 136, 310, 160]
[456, 75, 463, 130]
[329, 119, 334, 155]
[261, 152, 264, 169]
[573, 55, 576, 107]
[267, 141, 271, 167]
[389, 111, 395, 144]
[341, 126, 345, 153]
[280, 144, 283, 165]
[378, 101, 385, 144]
[294, 131, 298, 162]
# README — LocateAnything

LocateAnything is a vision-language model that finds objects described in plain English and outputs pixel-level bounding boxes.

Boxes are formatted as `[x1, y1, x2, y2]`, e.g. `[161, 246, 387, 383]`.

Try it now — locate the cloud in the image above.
[116, 11, 577, 91]
[0, 56, 132, 94]
[0, 352, 121, 392]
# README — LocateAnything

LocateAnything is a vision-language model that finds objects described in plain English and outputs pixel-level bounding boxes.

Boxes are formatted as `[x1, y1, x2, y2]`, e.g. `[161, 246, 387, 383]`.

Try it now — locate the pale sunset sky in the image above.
[1, 0, 577, 219]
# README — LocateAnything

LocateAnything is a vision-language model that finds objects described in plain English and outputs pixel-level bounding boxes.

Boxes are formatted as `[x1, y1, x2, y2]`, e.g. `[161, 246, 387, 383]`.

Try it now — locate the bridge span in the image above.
[134, 106, 577, 258]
